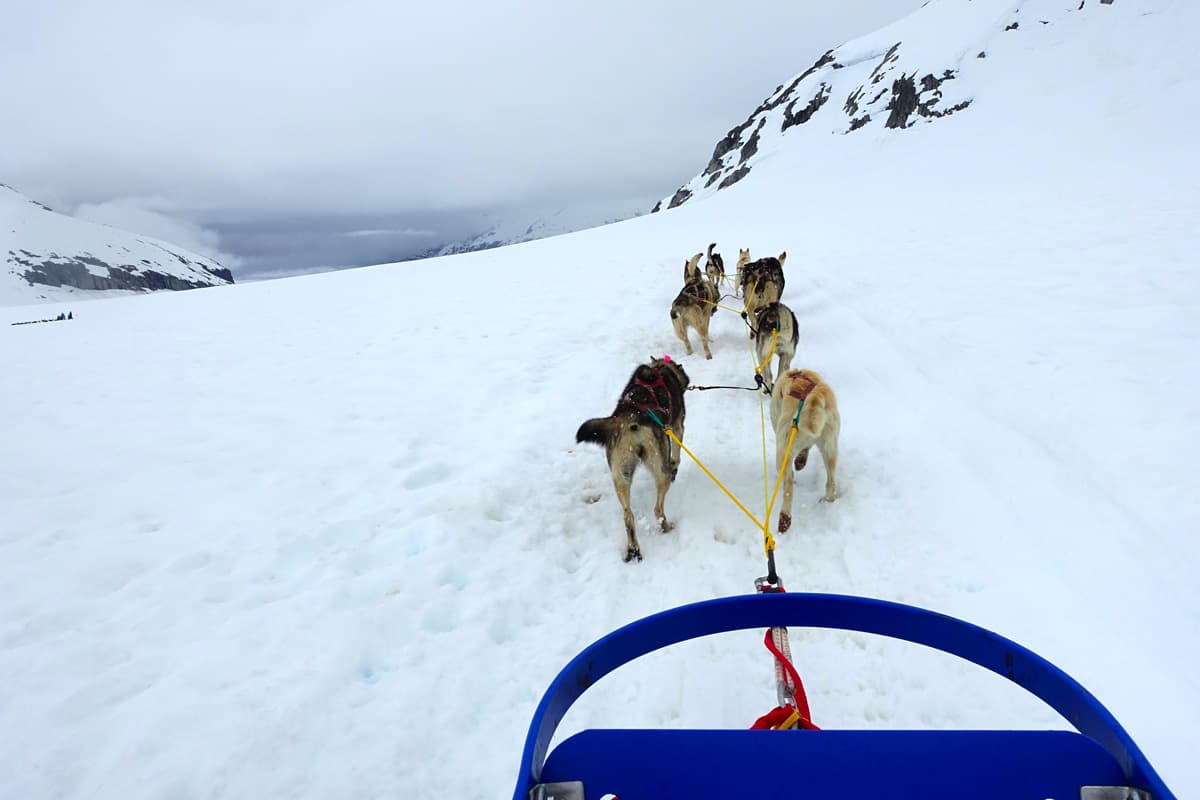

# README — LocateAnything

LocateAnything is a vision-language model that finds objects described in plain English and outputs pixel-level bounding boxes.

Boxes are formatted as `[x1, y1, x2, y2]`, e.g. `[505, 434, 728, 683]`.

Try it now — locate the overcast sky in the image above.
[1, 1, 921, 277]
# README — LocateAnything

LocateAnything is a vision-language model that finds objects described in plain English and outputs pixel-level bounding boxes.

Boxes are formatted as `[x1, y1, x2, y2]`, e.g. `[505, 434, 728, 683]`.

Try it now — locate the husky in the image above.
[682, 251, 704, 283]
[671, 258, 720, 360]
[704, 243, 726, 287]
[769, 369, 839, 533]
[753, 302, 799, 392]
[741, 253, 787, 327]
[734, 248, 752, 297]
[576, 357, 690, 562]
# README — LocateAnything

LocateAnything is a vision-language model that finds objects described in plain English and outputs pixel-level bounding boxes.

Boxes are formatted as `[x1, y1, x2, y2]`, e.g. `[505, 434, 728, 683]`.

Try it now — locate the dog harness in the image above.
[757, 307, 782, 334]
[785, 371, 819, 402]
[617, 366, 674, 423]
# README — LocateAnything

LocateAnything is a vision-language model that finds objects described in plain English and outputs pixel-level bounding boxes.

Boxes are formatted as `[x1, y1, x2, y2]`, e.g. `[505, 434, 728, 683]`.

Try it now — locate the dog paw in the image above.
[794, 451, 809, 471]
[659, 518, 675, 533]
[705, 353, 713, 360]
[778, 513, 791, 533]
[624, 547, 643, 563]
[820, 493, 838, 503]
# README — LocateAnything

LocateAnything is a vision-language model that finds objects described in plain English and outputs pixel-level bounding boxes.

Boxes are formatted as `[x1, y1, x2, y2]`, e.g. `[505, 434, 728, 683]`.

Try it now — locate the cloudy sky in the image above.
[2, 1, 921, 277]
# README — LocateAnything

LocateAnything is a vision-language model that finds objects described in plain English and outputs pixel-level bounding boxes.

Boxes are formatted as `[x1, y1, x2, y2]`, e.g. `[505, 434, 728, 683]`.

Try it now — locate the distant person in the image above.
[67, 311, 73, 320]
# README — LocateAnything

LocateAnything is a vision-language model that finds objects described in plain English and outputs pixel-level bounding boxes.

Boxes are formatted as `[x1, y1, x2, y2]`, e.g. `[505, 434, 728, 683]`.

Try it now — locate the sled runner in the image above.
[514, 593, 1175, 800]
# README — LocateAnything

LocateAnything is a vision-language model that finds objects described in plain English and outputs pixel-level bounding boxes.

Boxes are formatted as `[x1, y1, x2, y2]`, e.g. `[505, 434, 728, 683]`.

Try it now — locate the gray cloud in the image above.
[1, 1, 922, 275]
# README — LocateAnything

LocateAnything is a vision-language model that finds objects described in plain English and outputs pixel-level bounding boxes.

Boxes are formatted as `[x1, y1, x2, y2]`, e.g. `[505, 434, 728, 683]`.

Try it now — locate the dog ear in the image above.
[778, 251, 787, 266]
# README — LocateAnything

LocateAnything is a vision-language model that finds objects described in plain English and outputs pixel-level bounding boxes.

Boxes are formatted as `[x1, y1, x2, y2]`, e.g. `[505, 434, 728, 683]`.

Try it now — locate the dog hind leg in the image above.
[776, 428, 798, 533]
[671, 313, 694, 356]
[817, 427, 839, 503]
[697, 310, 714, 360]
[611, 459, 642, 561]
[651, 461, 674, 533]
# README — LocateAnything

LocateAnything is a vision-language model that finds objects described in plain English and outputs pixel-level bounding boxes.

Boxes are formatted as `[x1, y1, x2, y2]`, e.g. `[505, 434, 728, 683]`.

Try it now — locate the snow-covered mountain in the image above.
[1, 183, 233, 306]
[435, 204, 642, 256]
[656, 0, 1122, 211]
[2, 1, 1197, 799]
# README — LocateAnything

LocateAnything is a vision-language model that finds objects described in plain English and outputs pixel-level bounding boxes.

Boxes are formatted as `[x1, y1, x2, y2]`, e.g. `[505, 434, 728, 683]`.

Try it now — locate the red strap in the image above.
[750, 705, 797, 730]
[762, 629, 818, 729]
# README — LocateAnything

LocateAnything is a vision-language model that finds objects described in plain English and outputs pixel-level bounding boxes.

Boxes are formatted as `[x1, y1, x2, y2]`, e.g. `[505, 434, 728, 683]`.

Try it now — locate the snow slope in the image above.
[2, 1, 1198, 798]
[1, 184, 233, 307]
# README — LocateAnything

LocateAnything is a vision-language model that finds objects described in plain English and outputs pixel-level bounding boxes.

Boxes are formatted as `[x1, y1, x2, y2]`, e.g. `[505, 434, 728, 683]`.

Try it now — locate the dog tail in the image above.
[576, 416, 616, 447]
[798, 392, 830, 443]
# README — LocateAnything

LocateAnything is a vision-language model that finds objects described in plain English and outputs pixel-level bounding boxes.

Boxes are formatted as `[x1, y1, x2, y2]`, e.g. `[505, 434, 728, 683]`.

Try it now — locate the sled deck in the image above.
[513, 593, 1175, 800]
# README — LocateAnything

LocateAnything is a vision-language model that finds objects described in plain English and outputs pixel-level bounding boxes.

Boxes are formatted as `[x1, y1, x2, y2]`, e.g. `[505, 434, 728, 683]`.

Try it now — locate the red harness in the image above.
[786, 371, 819, 401]
[617, 368, 674, 423]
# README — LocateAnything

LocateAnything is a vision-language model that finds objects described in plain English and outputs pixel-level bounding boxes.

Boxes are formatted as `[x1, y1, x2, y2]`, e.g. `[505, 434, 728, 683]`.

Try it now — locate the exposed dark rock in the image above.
[650, 200, 662, 214]
[1005, 21, 1019, 30]
[848, 114, 871, 131]
[739, 119, 766, 164]
[700, 50, 837, 179]
[718, 165, 751, 190]
[844, 86, 865, 116]
[21, 259, 222, 292]
[1100, 0, 1113, 4]
[885, 70, 970, 129]
[869, 43, 902, 85]
[702, 129, 744, 178]
[666, 187, 693, 210]
[885, 75, 921, 128]
[977, 51, 987, 58]
[204, 265, 235, 283]
[704, 172, 722, 189]
[782, 84, 830, 132]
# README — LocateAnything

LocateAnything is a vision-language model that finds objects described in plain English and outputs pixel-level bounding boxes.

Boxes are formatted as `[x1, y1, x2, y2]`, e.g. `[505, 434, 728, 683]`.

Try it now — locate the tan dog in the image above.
[753, 302, 798, 392]
[671, 258, 720, 359]
[682, 251, 703, 283]
[770, 369, 839, 533]
[576, 357, 690, 562]
[734, 248, 751, 297]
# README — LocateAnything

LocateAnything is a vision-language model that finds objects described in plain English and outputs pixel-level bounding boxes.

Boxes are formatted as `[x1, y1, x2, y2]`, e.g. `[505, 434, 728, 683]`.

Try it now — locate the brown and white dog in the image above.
[576, 357, 690, 562]
[741, 252, 787, 327]
[671, 257, 720, 360]
[769, 369, 839, 533]
[705, 243, 726, 287]
[753, 302, 798, 392]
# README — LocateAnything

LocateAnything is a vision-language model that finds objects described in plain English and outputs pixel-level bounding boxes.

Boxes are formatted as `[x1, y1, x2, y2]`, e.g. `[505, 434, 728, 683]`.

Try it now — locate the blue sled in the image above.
[514, 593, 1174, 800]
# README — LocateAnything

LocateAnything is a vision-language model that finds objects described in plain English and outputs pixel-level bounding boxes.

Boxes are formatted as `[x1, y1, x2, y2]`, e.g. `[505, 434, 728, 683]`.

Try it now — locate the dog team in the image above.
[576, 244, 840, 562]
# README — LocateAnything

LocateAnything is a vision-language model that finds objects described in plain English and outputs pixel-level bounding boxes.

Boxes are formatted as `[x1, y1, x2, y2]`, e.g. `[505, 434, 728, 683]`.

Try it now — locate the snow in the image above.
[2, 0, 1198, 798]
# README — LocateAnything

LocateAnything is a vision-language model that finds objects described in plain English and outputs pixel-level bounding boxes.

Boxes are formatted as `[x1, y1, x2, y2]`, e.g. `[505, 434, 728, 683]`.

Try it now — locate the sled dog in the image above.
[576, 357, 690, 562]
[770, 369, 839, 533]
[705, 242, 726, 287]
[734, 248, 752, 297]
[741, 253, 787, 326]
[753, 302, 799, 392]
[671, 260, 720, 360]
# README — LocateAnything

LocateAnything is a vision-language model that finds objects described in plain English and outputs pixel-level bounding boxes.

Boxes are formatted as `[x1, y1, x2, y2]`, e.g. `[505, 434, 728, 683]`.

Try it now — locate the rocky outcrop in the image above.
[12, 252, 231, 292]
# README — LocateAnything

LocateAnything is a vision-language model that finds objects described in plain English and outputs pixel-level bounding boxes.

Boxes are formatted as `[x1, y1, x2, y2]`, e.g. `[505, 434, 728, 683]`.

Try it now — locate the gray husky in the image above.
[753, 301, 799, 392]
[671, 258, 720, 359]
[576, 357, 690, 562]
